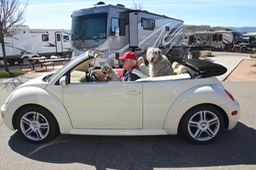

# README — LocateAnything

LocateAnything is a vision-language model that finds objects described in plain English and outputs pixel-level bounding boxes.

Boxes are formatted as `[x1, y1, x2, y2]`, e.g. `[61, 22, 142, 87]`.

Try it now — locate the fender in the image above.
[7, 86, 72, 134]
[164, 84, 233, 134]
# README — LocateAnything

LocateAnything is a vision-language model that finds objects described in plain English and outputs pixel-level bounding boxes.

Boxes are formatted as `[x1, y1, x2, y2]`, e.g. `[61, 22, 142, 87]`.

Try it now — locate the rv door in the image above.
[55, 32, 63, 54]
[129, 12, 138, 48]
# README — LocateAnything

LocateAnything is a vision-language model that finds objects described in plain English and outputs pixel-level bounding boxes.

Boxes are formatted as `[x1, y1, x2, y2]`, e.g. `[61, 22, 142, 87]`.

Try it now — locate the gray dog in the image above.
[146, 47, 174, 77]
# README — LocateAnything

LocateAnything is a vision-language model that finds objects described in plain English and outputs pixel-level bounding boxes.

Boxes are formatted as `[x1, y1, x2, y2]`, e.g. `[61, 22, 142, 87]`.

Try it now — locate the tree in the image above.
[132, 2, 143, 10]
[0, 0, 28, 72]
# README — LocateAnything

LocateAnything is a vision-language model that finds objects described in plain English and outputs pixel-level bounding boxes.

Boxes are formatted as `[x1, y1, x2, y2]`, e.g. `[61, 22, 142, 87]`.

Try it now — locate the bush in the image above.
[190, 50, 201, 59]
[167, 47, 185, 63]
[0, 70, 27, 78]
[200, 51, 214, 58]
[251, 53, 256, 59]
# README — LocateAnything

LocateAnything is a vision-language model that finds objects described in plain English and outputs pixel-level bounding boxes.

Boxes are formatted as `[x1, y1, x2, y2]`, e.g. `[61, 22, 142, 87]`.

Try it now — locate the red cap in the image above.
[119, 52, 137, 61]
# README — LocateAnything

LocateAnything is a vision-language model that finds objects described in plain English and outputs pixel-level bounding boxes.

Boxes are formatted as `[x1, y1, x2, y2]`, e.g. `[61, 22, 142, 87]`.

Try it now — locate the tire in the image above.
[16, 106, 59, 144]
[22, 57, 29, 64]
[7, 59, 16, 65]
[241, 47, 247, 53]
[180, 105, 224, 144]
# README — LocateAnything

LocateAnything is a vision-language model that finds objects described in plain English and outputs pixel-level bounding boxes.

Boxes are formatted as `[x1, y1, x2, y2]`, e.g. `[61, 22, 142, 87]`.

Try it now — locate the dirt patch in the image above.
[225, 58, 256, 81]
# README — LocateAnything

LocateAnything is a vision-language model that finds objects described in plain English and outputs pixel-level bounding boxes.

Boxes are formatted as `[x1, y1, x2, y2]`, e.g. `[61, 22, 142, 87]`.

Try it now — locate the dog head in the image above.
[101, 63, 113, 74]
[146, 47, 163, 64]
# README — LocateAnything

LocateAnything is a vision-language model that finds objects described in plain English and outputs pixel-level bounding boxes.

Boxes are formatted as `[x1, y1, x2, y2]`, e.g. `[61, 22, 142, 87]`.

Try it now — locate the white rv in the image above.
[0, 28, 72, 65]
[184, 30, 243, 51]
[71, 2, 184, 66]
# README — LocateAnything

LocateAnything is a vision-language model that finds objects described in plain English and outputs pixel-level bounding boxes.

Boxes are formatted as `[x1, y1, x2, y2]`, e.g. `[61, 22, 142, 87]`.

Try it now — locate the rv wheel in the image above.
[22, 57, 29, 64]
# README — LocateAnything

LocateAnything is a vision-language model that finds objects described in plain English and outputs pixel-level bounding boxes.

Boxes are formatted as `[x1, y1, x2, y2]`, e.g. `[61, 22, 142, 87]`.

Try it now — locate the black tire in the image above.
[16, 106, 59, 144]
[22, 57, 29, 64]
[241, 47, 247, 53]
[180, 105, 224, 144]
[7, 59, 16, 65]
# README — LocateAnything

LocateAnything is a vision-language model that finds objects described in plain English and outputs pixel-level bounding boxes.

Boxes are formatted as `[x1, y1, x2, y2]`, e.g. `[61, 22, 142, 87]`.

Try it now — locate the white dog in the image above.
[146, 47, 174, 77]
[101, 63, 121, 81]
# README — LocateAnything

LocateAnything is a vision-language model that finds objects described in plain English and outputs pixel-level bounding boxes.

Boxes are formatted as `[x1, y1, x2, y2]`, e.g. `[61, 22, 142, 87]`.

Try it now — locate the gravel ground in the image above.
[225, 58, 256, 81]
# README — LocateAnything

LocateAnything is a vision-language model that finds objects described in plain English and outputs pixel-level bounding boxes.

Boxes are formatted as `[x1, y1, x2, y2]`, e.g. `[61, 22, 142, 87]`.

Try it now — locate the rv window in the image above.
[218, 34, 223, 41]
[141, 18, 155, 30]
[213, 34, 217, 41]
[42, 34, 49, 41]
[111, 18, 125, 36]
[63, 35, 69, 41]
[56, 34, 61, 41]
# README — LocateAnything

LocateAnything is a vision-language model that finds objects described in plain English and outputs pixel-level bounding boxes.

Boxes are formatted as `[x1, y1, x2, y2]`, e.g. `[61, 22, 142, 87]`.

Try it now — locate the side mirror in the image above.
[59, 76, 67, 86]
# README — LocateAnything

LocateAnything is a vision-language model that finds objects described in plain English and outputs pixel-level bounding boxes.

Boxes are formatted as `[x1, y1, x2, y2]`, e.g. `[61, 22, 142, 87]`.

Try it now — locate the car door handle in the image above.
[127, 91, 141, 95]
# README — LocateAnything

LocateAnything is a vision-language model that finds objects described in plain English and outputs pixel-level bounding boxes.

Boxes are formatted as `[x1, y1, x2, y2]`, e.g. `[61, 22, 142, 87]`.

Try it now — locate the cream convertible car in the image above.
[1, 51, 240, 144]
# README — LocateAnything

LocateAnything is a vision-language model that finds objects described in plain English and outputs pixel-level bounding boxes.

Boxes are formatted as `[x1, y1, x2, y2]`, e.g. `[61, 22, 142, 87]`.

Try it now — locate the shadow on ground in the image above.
[8, 122, 256, 170]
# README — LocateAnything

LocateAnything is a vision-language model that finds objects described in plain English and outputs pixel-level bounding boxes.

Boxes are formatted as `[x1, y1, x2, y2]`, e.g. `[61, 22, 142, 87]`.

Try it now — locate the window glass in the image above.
[42, 34, 49, 41]
[71, 13, 108, 40]
[111, 18, 125, 36]
[218, 34, 223, 41]
[56, 34, 61, 41]
[141, 18, 155, 30]
[63, 35, 69, 41]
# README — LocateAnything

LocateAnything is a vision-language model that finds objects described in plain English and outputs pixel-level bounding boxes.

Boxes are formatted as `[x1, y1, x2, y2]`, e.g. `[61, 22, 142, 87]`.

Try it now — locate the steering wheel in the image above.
[89, 71, 98, 82]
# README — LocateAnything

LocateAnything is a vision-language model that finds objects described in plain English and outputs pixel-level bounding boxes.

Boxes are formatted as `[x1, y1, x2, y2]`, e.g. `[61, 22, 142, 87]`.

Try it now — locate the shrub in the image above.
[0, 70, 27, 78]
[190, 50, 201, 59]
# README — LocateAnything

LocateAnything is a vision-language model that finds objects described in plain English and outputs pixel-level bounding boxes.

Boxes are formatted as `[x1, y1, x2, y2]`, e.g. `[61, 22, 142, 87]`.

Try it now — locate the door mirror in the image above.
[59, 76, 67, 86]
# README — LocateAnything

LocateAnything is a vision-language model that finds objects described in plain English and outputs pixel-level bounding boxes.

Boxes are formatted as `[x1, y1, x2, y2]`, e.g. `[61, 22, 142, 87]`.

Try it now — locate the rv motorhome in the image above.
[184, 30, 243, 51]
[71, 2, 184, 67]
[0, 27, 72, 65]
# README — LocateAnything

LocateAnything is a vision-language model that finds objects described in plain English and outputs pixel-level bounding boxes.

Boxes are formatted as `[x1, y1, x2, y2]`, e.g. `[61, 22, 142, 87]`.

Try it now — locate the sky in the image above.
[19, 0, 256, 29]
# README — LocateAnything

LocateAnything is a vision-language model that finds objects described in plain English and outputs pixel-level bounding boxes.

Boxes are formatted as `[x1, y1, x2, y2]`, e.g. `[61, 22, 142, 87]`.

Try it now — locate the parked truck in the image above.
[184, 30, 243, 51]
[71, 2, 184, 67]
[0, 27, 72, 65]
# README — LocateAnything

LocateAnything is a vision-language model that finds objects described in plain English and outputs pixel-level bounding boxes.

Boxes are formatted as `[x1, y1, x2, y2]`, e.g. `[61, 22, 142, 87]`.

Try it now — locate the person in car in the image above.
[119, 52, 146, 81]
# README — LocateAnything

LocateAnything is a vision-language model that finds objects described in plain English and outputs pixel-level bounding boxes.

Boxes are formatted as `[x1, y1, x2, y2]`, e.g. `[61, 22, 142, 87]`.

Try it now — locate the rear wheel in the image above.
[241, 47, 247, 53]
[22, 57, 29, 64]
[180, 105, 224, 144]
[16, 106, 59, 143]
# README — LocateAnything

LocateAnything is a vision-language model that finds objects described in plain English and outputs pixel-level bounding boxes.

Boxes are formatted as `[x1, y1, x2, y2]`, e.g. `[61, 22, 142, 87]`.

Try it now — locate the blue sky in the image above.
[20, 0, 256, 29]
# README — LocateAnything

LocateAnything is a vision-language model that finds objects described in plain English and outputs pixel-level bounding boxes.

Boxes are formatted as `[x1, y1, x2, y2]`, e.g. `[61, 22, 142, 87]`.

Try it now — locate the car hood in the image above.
[17, 74, 49, 89]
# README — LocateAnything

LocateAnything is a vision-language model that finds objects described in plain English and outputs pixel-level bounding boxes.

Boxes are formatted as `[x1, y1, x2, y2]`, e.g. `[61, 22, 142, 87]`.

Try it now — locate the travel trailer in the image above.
[0, 27, 72, 65]
[242, 32, 256, 44]
[71, 2, 184, 67]
[184, 30, 243, 51]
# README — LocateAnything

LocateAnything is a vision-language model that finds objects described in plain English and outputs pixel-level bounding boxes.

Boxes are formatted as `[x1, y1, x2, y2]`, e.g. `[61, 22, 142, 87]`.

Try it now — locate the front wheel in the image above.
[180, 105, 224, 144]
[16, 106, 59, 143]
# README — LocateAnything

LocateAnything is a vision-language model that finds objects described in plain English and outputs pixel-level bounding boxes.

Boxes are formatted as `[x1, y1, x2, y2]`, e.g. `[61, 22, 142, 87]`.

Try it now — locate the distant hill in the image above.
[225, 27, 256, 33]
[184, 25, 256, 33]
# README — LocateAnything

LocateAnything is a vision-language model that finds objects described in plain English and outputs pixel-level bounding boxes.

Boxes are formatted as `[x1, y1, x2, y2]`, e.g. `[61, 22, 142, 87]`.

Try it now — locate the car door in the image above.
[62, 81, 143, 129]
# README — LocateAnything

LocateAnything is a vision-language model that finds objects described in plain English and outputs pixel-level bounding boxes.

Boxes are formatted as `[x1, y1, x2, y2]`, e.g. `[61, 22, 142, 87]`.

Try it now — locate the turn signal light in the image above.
[231, 110, 238, 116]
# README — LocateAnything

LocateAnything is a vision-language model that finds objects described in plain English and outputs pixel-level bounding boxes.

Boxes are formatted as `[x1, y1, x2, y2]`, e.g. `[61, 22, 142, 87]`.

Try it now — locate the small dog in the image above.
[101, 63, 121, 81]
[146, 47, 174, 77]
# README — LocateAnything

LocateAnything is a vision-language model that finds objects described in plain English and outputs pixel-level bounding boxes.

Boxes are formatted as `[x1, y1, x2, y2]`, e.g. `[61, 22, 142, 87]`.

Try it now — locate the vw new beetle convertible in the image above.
[1, 50, 240, 144]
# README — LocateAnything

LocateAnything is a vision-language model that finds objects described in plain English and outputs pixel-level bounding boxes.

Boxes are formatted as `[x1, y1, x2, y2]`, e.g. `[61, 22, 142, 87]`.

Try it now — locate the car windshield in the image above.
[71, 13, 108, 41]
[43, 53, 90, 82]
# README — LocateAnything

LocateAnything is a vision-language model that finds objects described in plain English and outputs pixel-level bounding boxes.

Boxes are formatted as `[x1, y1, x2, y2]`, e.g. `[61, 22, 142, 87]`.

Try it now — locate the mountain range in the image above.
[184, 25, 256, 33]
[225, 27, 256, 33]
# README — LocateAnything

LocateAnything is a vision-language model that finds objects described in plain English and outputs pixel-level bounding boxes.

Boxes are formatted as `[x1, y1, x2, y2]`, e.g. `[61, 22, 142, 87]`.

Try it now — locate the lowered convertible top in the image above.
[184, 59, 227, 78]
